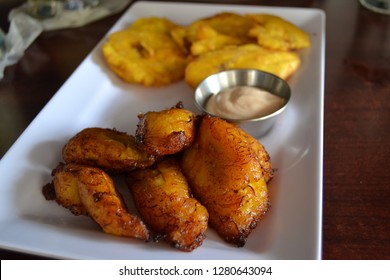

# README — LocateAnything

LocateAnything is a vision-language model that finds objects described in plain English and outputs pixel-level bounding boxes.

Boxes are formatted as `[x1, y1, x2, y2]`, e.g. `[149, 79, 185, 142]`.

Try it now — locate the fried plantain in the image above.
[189, 24, 248, 56]
[247, 14, 311, 51]
[184, 12, 256, 56]
[180, 115, 271, 247]
[102, 13, 310, 87]
[102, 17, 188, 86]
[184, 44, 301, 88]
[72, 163, 150, 240]
[135, 103, 197, 156]
[49, 162, 150, 240]
[129, 17, 182, 35]
[126, 157, 208, 251]
[51, 162, 87, 216]
[62, 127, 157, 173]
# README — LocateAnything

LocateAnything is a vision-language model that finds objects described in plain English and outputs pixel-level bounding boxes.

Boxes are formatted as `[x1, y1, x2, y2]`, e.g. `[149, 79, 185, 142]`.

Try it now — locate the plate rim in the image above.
[0, 1, 325, 260]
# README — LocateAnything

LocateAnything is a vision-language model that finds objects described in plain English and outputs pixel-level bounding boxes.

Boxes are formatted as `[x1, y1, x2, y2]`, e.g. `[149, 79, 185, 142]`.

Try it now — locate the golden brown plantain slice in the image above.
[180, 115, 271, 247]
[102, 17, 188, 86]
[135, 103, 197, 156]
[240, 131, 273, 184]
[246, 14, 311, 51]
[50, 162, 87, 216]
[184, 12, 256, 56]
[47, 163, 150, 240]
[184, 44, 301, 88]
[170, 26, 191, 55]
[189, 24, 249, 56]
[62, 127, 157, 173]
[73, 163, 150, 241]
[126, 157, 208, 251]
[129, 17, 182, 34]
[187, 12, 254, 42]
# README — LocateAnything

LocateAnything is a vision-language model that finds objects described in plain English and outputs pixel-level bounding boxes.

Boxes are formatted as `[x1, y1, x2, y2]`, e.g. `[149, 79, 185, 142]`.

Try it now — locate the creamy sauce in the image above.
[205, 86, 285, 120]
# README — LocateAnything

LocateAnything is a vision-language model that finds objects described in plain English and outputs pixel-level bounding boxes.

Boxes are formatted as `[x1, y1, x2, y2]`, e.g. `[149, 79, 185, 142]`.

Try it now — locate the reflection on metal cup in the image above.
[27, 0, 59, 19]
[359, 0, 390, 15]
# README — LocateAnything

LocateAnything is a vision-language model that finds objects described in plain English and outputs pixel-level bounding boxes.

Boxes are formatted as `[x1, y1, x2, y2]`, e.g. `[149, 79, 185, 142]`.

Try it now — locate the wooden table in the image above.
[1, 0, 389, 260]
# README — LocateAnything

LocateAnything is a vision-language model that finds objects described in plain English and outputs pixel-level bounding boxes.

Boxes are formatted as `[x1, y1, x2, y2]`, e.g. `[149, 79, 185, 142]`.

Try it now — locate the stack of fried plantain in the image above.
[102, 12, 310, 88]
[44, 103, 274, 250]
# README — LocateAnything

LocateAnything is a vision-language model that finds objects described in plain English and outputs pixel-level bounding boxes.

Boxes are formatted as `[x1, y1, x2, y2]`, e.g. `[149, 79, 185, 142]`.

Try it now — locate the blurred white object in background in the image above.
[10, 0, 132, 31]
[63, 0, 100, 10]
[0, 13, 43, 79]
[1, 0, 132, 78]
[0, 29, 6, 61]
[27, 0, 59, 18]
[359, 0, 390, 15]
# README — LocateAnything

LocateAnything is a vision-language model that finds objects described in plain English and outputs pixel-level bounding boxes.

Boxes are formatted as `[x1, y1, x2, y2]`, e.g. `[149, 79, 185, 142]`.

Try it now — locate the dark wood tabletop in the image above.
[0, 0, 389, 260]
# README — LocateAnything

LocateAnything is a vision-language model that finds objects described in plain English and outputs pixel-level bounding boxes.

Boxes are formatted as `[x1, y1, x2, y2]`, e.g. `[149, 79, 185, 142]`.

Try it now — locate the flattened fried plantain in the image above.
[62, 127, 157, 173]
[135, 103, 197, 156]
[73, 163, 150, 241]
[184, 12, 256, 56]
[102, 13, 310, 88]
[185, 44, 301, 88]
[129, 17, 182, 34]
[180, 115, 271, 247]
[246, 14, 311, 51]
[127, 157, 208, 251]
[102, 17, 188, 86]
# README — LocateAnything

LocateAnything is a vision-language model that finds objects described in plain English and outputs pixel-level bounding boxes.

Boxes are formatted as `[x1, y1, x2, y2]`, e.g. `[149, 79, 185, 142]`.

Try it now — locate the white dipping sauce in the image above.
[205, 86, 285, 120]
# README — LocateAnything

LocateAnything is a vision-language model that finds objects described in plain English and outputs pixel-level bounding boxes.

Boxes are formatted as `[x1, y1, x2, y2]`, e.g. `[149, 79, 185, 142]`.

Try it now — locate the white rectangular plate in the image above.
[0, 1, 325, 259]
